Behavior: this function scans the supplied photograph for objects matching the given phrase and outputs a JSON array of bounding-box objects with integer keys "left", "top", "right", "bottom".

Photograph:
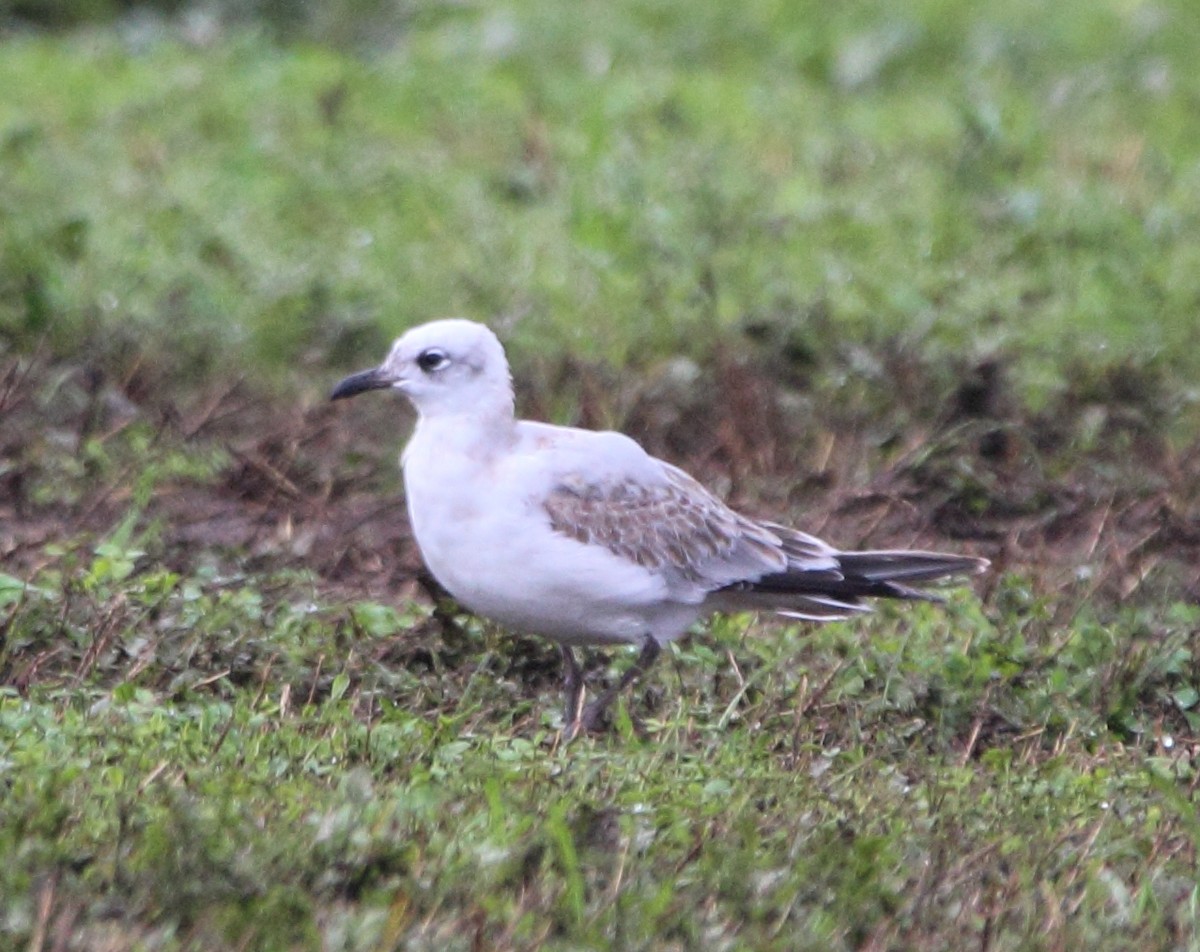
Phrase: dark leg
[
  {"left": 560, "top": 645, "right": 585, "bottom": 736},
  {"left": 578, "top": 636, "right": 662, "bottom": 734}
]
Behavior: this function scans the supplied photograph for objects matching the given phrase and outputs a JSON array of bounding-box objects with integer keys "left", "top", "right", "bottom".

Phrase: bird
[{"left": 331, "top": 319, "right": 989, "bottom": 737}]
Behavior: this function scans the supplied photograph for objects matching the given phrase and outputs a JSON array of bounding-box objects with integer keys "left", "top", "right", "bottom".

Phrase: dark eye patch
[{"left": 416, "top": 349, "right": 449, "bottom": 373}]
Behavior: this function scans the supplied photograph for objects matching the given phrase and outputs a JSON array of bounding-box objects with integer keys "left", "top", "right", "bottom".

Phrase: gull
[{"left": 332, "top": 319, "right": 988, "bottom": 736}]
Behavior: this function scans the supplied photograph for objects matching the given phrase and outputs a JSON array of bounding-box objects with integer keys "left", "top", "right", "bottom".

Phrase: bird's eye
[{"left": 416, "top": 349, "right": 449, "bottom": 373}]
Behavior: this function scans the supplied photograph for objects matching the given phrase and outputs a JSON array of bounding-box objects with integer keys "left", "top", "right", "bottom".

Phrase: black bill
[{"left": 330, "top": 367, "right": 396, "bottom": 401}]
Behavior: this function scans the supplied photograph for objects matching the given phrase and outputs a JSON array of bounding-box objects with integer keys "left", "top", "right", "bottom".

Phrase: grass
[
  {"left": 3, "top": 0, "right": 1200, "bottom": 949},
  {"left": 4, "top": 541, "right": 1200, "bottom": 949},
  {"left": 3, "top": 0, "right": 1200, "bottom": 401}
]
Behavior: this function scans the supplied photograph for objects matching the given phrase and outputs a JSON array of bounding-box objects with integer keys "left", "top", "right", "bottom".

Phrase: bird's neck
[{"left": 407, "top": 395, "right": 517, "bottom": 464}]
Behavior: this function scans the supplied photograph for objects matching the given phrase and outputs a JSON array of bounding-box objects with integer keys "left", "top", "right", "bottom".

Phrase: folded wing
[
  {"left": 542, "top": 460, "right": 988, "bottom": 620},
  {"left": 542, "top": 464, "right": 792, "bottom": 600}
]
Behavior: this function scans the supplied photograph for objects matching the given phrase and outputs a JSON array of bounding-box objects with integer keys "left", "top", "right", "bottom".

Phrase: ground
[{"left": 3, "top": 2, "right": 1200, "bottom": 950}]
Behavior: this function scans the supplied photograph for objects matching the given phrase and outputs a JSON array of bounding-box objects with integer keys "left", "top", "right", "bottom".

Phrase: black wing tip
[
  {"left": 963, "top": 555, "right": 991, "bottom": 575},
  {"left": 836, "top": 550, "right": 990, "bottom": 584}
]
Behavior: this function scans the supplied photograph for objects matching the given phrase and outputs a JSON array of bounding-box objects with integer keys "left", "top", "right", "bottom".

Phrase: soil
[{"left": 3, "top": 350, "right": 1199, "bottom": 616}]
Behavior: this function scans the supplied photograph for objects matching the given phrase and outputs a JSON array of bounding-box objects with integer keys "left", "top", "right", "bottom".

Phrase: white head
[{"left": 331, "top": 319, "right": 514, "bottom": 420}]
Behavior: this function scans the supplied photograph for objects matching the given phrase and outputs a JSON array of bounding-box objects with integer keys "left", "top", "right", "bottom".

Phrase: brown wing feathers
[
  {"left": 542, "top": 470, "right": 784, "bottom": 587},
  {"left": 543, "top": 470, "right": 986, "bottom": 615}
]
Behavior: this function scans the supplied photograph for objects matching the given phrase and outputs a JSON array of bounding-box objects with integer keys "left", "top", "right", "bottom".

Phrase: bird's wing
[
  {"left": 537, "top": 440, "right": 986, "bottom": 619},
  {"left": 541, "top": 460, "right": 802, "bottom": 597}
]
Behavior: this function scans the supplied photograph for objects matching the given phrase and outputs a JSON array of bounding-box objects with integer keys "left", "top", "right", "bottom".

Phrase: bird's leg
[
  {"left": 579, "top": 636, "right": 662, "bottom": 734},
  {"left": 560, "top": 645, "right": 586, "bottom": 737}
]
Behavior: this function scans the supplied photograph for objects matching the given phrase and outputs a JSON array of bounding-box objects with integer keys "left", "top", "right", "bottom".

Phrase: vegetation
[{"left": 3, "top": 0, "right": 1200, "bottom": 949}]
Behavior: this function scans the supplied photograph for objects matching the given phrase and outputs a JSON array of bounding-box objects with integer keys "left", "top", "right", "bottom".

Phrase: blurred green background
[{"left": 4, "top": 0, "right": 1199, "bottom": 409}]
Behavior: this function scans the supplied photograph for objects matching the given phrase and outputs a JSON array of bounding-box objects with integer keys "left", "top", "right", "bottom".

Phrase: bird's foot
[
  {"left": 561, "top": 637, "right": 661, "bottom": 741},
  {"left": 565, "top": 697, "right": 610, "bottom": 738}
]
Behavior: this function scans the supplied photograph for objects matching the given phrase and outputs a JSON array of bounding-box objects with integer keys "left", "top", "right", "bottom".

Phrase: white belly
[{"left": 404, "top": 459, "right": 682, "bottom": 645}]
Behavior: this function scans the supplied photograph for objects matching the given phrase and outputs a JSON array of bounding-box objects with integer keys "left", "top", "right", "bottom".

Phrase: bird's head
[{"left": 331, "top": 318, "right": 513, "bottom": 419}]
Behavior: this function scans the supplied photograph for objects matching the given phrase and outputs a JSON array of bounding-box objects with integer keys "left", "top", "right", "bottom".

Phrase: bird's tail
[{"left": 717, "top": 528, "right": 989, "bottom": 621}]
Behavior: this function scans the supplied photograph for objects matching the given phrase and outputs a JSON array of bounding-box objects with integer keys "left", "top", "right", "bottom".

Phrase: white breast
[{"left": 401, "top": 418, "right": 680, "bottom": 645}]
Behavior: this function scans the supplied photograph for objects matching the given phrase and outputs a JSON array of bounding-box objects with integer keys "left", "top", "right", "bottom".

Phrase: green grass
[
  {"left": 3, "top": 0, "right": 1200, "bottom": 402},
  {"left": 3, "top": 545, "right": 1200, "bottom": 949},
  {"left": 4, "top": 0, "right": 1200, "bottom": 949}
]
